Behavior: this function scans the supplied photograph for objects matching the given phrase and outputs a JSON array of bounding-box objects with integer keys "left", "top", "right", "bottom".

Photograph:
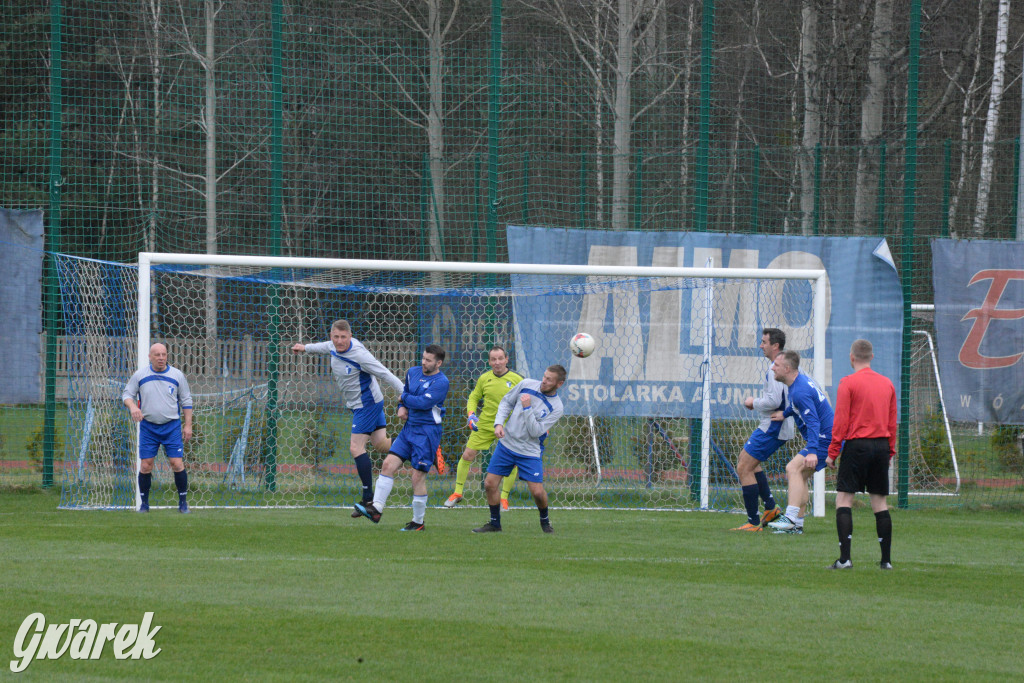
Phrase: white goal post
[{"left": 135, "top": 252, "right": 829, "bottom": 515}]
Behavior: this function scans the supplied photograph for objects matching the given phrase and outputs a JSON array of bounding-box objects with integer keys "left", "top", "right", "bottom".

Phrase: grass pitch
[{"left": 1, "top": 490, "right": 1021, "bottom": 681}]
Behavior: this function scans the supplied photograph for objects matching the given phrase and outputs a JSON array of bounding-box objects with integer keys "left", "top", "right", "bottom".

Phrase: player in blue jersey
[
  {"left": 730, "top": 328, "right": 794, "bottom": 531},
  {"left": 355, "top": 345, "right": 449, "bottom": 530},
  {"left": 122, "top": 343, "right": 193, "bottom": 513},
  {"left": 767, "top": 349, "right": 834, "bottom": 534},
  {"left": 291, "top": 320, "right": 405, "bottom": 515}
]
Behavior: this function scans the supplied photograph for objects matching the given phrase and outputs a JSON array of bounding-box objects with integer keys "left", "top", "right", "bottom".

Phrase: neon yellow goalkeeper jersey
[{"left": 466, "top": 369, "right": 523, "bottom": 433}]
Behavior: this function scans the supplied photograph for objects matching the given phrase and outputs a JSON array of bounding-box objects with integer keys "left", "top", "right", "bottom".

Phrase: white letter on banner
[
  {"left": 688, "top": 248, "right": 760, "bottom": 347},
  {"left": 570, "top": 246, "right": 644, "bottom": 382},
  {"left": 762, "top": 251, "right": 831, "bottom": 352},
  {"left": 646, "top": 247, "right": 687, "bottom": 380}
]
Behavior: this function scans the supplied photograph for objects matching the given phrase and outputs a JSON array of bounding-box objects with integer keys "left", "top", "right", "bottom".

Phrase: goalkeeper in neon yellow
[{"left": 444, "top": 346, "right": 523, "bottom": 510}]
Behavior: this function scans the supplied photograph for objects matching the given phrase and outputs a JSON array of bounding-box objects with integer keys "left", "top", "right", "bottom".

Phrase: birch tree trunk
[
  {"left": 948, "top": 0, "right": 989, "bottom": 236},
  {"left": 679, "top": 2, "right": 695, "bottom": 225},
  {"left": 798, "top": 0, "right": 820, "bottom": 236},
  {"left": 972, "top": 0, "right": 1010, "bottom": 236},
  {"left": 852, "top": 0, "right": 892, "bottom": 234},
  {"left": 148, "top": 0, "right": 161, "bottom": 255},
  {"left": 426, "top": 0, "right": 445, "bottom": 283},
  {"left": 610, "top": 0, "right": 633, "bottom": 231}
]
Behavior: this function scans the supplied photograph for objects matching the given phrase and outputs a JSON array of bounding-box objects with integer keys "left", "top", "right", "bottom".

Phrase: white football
[{"left": 570, "top": 332, "right": 596, "bottom": 358}]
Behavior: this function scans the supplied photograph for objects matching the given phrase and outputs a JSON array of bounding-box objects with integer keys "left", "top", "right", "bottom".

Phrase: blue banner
[
  {"left": 932, "top": 239, "right": 1024, "bottom": 424},
  {"left": 0, "top": 209, "right": 44, "bottom": 404},
  {"left": 507, "top": 226, "right": 903, "bottom": 418}
]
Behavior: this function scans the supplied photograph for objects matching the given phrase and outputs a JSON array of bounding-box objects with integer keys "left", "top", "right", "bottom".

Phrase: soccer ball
[{"left": 570, "top": 332, "right": 596, "bottom": 358}]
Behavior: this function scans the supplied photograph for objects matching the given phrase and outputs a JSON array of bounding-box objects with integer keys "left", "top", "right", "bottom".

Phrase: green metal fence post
[
  {"left": 898, "top": 0, "right": 922, "bottom": 509},
  {"left": 813, "top": 142, "right": 822, "bottom": 235},
  {"left": 1012, "top": 137, "right": 1020, "bottom": 233},
  {"left": 941, "top": 139, "right": 951, "bottom": 237},
  {"left": 486, "top": 0, "right": 501, "bottom": 267},
  {"left": 473, "top": 153, "right": 482, "bottom": 266},
  {"left": 633, "top": 148, "right": 643, "bottom": 230},
  {"left": 43, "top": 0, "right": 64, "bottom": 489},
  {"left": 579, "top": 151, "right": 588, "bottom": 227},
  {"left": 263, "top": 0, "right": 283, "bottom": 492},
  {"left": 522, "top": 150, "right": 530, "bottom": 224},
  {"left": 750, "top": 145, "right": 760, "bottom": 232},
  {"left": 876, "top": 140, "right": 887, "bottom": 237}
]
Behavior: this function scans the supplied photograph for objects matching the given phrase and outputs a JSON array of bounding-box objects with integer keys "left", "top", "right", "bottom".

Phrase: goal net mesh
[{"left": 57, "top": 254, "right": 820, "bottom": 511}]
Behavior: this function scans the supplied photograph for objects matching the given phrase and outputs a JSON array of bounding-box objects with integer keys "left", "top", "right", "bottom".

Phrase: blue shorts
[
  {"left": 743, "top": 429, "right": 787, "bottom": 461},
  {"left": 139, "top": 419, "right": 184, "bottom": 460},
  {"left": 799, "top": 445, "right": 831, "bottom": 472},
  {"left": 487, "top": 442, "right": 543, "bottom": 483},
  {"left": 351, "top": 402, "right": 387, "bottom": 435},
  {"left": 389, "top": 423, "right": 442, "bottom": 473}
]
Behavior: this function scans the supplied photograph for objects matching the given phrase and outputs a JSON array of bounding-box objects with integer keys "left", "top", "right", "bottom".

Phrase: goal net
[{"left": 56, "top": 252, "right": 827, "bottom": 511}]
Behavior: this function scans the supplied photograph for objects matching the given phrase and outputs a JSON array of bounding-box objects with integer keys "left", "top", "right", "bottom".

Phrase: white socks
[
  {"left": 372, "top": 475, "right": 394, "bottom": 511},
  {"left": 412, "top": 495, "right": 427, "bottom": 524}
]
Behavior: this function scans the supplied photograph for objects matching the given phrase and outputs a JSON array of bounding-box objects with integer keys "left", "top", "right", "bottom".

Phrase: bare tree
[
  {"left": 852, "top": 0, "right": 893, "bottom": 234},
  {"left": 798, "top": 0, "right": 820, "bottom": 235},
  {"left": 948, "top": 0, "right": 991, "bottom": 236},
  {"left": 520, "top": 0, "right": 680, "bottom": 230},
  {"left": 972, "top": 0, "right": 1011, "bottom": 236}
]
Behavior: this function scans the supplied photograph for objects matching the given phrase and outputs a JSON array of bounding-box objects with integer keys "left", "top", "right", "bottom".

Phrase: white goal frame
[{"left": 137, "top": 253, "right": 829, "bottom": 515}]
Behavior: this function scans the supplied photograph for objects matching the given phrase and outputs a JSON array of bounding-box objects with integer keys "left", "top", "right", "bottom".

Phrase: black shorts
[{"left": 835, "top": 438, "right": 890, "bottom": 495}]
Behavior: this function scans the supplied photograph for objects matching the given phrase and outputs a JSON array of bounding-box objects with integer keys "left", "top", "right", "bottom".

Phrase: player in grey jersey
[
  {"left": 291, "top": 319, "right": 405, "bottom": 510},
  {"left": 473, "top": 365, "right": 566, "bottom": 534},
  {"left": 122, "top": 343, "right": 193, "bottom": 513}
]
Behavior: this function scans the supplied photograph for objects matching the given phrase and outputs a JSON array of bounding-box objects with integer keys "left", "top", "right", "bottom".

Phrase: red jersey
[{"left": 827, "top": 367, "right": 897, "bottom": 461}]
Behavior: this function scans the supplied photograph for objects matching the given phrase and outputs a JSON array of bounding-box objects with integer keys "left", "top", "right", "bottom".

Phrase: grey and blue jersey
[
  {"left": 752, "top": 360, "right": 794, "bottom": 441},
  {"left": 304, "top": 338, "right": 404, "bottom": 409},
  {"left": 122, "top": 364, "right": 192, "bottom": 424},
  {"left": 782, "top": 371, "right": 834, "bottom": 455},
  {"left": 400, "top": 366, "right": 449, "bottom": 426},
  {"left": 494, "top": 378, "right": 564, "bottom": 459}
]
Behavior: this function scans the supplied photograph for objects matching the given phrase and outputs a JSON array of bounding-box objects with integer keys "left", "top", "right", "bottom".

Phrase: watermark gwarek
[{"left": 10, "top": 612, "right": 161, "bottom": 673}]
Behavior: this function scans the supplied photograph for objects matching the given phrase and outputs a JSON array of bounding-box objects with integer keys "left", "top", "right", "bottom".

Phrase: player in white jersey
[
  {"left": 291, "top": 319, "right": 405, "bottom": 512},
  {"left": 730, "top": 328, "right": 794, "bottom": 531},
  {"left": 473, "top": 365, "right": 566, "bottom": 534},
  {"left": 122, "top": 343, "right": 193, "bottom": 513}
]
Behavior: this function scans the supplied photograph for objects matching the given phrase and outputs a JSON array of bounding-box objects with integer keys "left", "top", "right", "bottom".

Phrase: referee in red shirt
[{"left": 825, "top": 339, "right": 897, "bottom": 570}]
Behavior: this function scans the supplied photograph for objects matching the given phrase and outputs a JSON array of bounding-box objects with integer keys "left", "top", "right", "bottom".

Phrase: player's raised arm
[
  {"left": 297, "top": 340, "right": 333, "bottom": 355},
  {"left": 353, "top": 346, "right": 404, "bottom": 395}
]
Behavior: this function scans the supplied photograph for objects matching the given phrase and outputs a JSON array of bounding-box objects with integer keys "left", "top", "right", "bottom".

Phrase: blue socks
[
  {"left": 741, "top": 484, "right": 760, "bottom": 525},
  {"left": 754, "top": 470, "right": 776, "bottom": 511},
  {"left": 173, "top": 469, "right": 188, "bottom": 502},
  {"left": 489, "top": 503, "right": 502, "bottom": 528},
  {"left": 354, "top": 453, "right": 373, "bottom": 502}
]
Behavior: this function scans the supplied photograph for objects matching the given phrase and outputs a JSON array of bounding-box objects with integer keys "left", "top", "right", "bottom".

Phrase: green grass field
[{"left": 2, "top": 490, "right": 1021, "bottom": 681}]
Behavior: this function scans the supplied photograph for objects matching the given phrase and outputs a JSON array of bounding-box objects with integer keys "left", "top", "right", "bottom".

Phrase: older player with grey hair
[{"left": 122, "top": 343, "right": 193, "bottom": 513}]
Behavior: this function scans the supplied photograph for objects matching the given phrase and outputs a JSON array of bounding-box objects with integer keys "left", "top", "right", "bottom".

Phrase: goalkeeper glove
[{"left": 467, "top": 413, "right": 479, "bottom": 431}]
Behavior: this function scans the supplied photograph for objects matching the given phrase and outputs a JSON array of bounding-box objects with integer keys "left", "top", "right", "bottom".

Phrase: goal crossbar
[{"left": 136, "top": 252, "right": 830, "bottom": 516}]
